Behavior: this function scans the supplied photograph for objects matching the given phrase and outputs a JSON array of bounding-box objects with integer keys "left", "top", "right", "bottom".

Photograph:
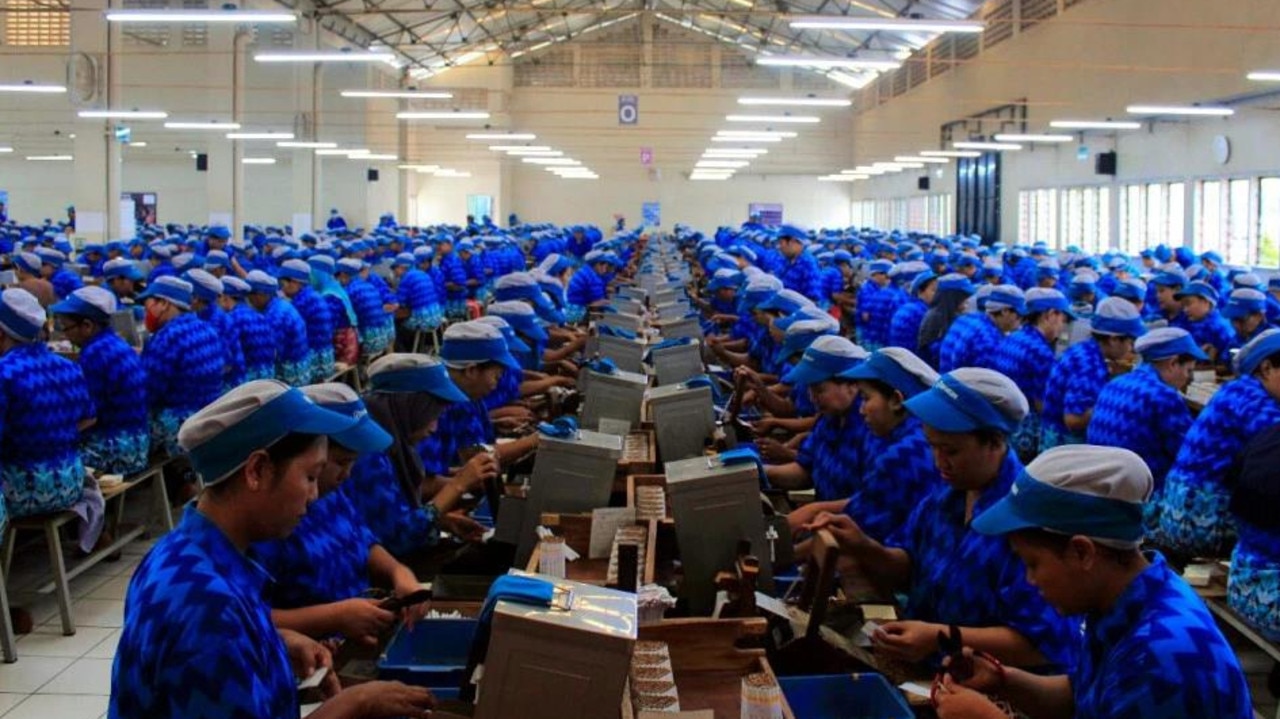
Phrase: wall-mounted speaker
[
  {"left": 917, "top": 176, "right": 931, "bottom": 191},
  {"left": 1095, "top": 151, "right": 1117, "bottom": 176},
  {"left": 367, "top": 168, "right": 379, "bottom": 182},
  {"left": 195, "top": 153, "right": 208, "bottom": 172}
]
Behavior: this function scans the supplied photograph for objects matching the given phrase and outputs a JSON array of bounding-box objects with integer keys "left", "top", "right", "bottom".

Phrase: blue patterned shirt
[
  {"left": 339, "top": 452, "right": 441, "bottom": 558},
  {"left": 887, "top": 298, "right": 928, "bottom": 352},
  {"left": 142, "top": 313, "right": 223, "bottom": 416},
  {"left": 885, "top": 451, "right": 1079, "bottom": 671},
  {"left": 779, "top": 252, "right": 822, "bottom": 300},
  {"left": 1069, "top": 552, "right": 1252, "bottom": 719},
  {"left": 843, "top": 416, "right": 942, "bottom": 542},
  {"left": 197, "top": 306, "right": 245, "bottom": 390},
  {"left": 1171, "top": 311, "right": 1237, "bottom": 360},
  {"left": 795, "top": 410, "right": 865, "bottom": 502},
  {"left": 347, "top": 278, "right": 394, "bottom": 351},
  {"left": 78, "top": 328, "right": 150, "bottom": 475},
  {"left": 228, "top": 303, "right": 277, "bottom": 382},
  {"left": 262, "top": 298, "right": 310, "bottom": 386},
  {"left": 1041, "top": 340, "right": 1109, "bottom": 450},
  {"left": 484, "top": 365, "right": 522, "bottom": 412},
  {"left": 567, "top": 266, "right": 607, "bottom": 306},
  {"left": 994, "top": 325, "right": 1057, "bottom": 407},
  {"left": 938, "top": 312, "right": 1002, "bottom": 373},
  {"left": 51, "top": 268, "right": 84, "bottom": 300},
  {"left": 1158, "top": 375, "right": 1280, "bottom": 557},
  {"left": 438, "top": 253, "right": 468, "bottom": 301},
  {"left": 290, "top": 286, "right": 334, "bottom": 381},
  {"left": 110, "top": 508, "right": 297, "bottom": 719},
  {"left": 418, "top": 400, "right": 494, "bottom": 477},
  {"left": 253, "top": 490, "right": 378, "bottom": 609},
  {"left": 1086, "top": 364, "right": 1191, "bottom": 492}
]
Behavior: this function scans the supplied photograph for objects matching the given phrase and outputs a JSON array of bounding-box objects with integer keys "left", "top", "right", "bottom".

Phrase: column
[
  {"left": 205, "top": 25, "right": 243, "bottom": 242},
  {"left": 290, "top": 23, "right": 320, "bottom": 233},
  {"left": 70, "top": 0, "right": 122, "bottom": 244}
]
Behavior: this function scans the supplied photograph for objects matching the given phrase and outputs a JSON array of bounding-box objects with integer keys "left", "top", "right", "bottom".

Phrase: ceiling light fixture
[
  {"left": 128, "top": 141, "right": 147, "bottom": 147},
  {"left": 277, "top": 141, "right": 339, "bottom": 149},
  {"left": 255, "top": 50, "right": 396, "bottom": 63},
  {"left": 341, "top": 89, "right": 453, "bottom": 99},
  {"left": 1126, "top": 104, "right": 1234, "bottom": 117},
  {"left": 164, "top": 121, "right": 241, "bottom": 130},
  {"left": 107, "top": 9, "right": 295, "bottom": 22},
  {"left": 77, "top": 110, "right": 167, "bottom": 119},
  {"left": 789, "top": 16, "right": 984, "bottom": 33},
  {"left": 351, "top": 153, "right": 398, "bottom": 161},
  {"left": 488, "top": 145, "right": 552, "bottom": 152},
  {"left": 226, "top": 131, "right": 295, "bottom": 140},
  {"left": 920, "top": 150, "right": 983, "bottom": 157},
  {"left": 725, "top": 114, "right": 821, "bottom": 123},
  {"left": 0, "top": 82, "right": 66, "bottom": 94},
  {"left": 26, "top": 155, "right": 73, "bottom": 161},
  {"left": 952, "top": 141, "right": 1023, "bottom": 151},
  {"left": 1048, "top": 120, "right": 1142, "bottom": 130},
  {"left": 241, "top": 157, "right": 277, "bottom": 164},
  {"left": 0, "top": 147, "right": 14, "bottom": 153},
  {"left": 465, "top": 132, "right": 536, "bottom": 140},
  {"left": 397, "top": 111, "right": 490, "bottom": 120},
  {"left": 716, "top": 130, "right": 798, "bottom": 139},
  {"left": 894, "top": 155, "right": 949, "bottom": 164},
  {"left": 710, "top": 136, "right": 780, "bottom": 143},
  {"left": 315, "top": 148, "right": 369, "bottom": 156},
  {"left": 992, "top": 133, "right": 1074, "bottom": 143},
  {"left": 756, "top": 55, "right": 901, "bottom": 70},
  {"left": 1247, "top": 71, "right": 1280, "bottom": 82},
  {"left": 522, "top": 157, "right": 581, "bottom": 165},
  {"left": 696, "top": 160, "right": 750, "bottom": 168}
]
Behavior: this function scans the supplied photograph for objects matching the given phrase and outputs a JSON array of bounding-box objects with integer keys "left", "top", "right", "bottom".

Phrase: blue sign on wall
[
  {"left": 642, "top": 201, "right": 660, "bottom": 227},
  {"left": 618, "top": 95, "right": 638, "bottom": 125}
]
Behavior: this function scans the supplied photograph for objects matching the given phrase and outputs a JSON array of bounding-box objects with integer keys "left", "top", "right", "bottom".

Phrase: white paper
[
  {"left": 753, "top": 591, "right": 791, "bottom": 620},
  {"left": 899, "top": 682, "right": 932, "bottom": 699},
  {"left": 296, "top": 665, "right": 328, "bottom": 690},
  {"left": 589, "top": 507, "right": 636, "bottom": 559}
]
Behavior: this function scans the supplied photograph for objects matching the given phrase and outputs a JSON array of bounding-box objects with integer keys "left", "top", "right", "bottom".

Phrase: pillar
[
  {"left": 70, "top": 0, "right": 123, "bottom": 244},
  {"left": 290, "top": 20, "right": 320, "bottom": 233},
  {"left": 205, "top": 25, "right": 244, "bottom": 242}
]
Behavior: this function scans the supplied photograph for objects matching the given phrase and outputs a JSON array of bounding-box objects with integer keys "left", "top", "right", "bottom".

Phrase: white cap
[
  {"left": 808, "top": 334, "right": 869, "bottom": 360},
  {"left": 0, "top": 287, "right": 46, "bottom": 342},
  {"left": 878, "top": 346, "right": 941, "bottom": 389},
  {"left": 949, "top": 367, "right": 1030, "bottom": 424},
  {"left": 488, "top": 300, "right": 535, "bottom": 317}
]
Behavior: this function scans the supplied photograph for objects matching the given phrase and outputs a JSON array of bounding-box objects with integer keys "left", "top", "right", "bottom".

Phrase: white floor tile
[
  {"left": 15, "top": 627, "right": 114, "bottom": 660},
  {"left": 69, "top": 574, "right": 114, "bottom": 602},
  {"left": 38, "top": 658, "right": 114, "bottom": 695},
  {"left": 57, "top": 600, "right": 124, "bottom": 630},
  {"left": 83, "top": 630, "right": 119, "bottom": 661},
  {"left": 0, "top": 693, "right": 27, "bottom": 716},
  {"left": 85, "top": 577, "right": 130, "bottom": 602},
  {"left": 0, "top": 656, "right": 74, "bottom": 693},
  {"left": 2, "top": 693, "right": 108, "bottom": 719}
]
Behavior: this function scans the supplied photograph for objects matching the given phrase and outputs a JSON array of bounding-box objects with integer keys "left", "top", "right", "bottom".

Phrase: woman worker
[
  {"left": 809, "top": 368, "right": 1078, "bottom": 672},
  {"left": 992, "top": 287, "right": 1073, "bottom": 461}
]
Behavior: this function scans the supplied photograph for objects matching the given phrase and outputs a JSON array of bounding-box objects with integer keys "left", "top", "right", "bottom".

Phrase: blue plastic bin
[
  {"left": 779, "top": 674, "right": 913, "bottom": 719},
  {"left": 377, "top": 618, "right": 480, "bottom": 689}
]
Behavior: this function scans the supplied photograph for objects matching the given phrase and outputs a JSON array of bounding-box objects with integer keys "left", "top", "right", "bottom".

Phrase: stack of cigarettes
[
  {"left": 635, "top": 485, "right": 667, "bottom": 521},
  {"left": 740, "top": 672, "right": 784, "bottom": 719},
  {"left": 607, "top": 525, "right": 648, "bottom": 586},
  {"left": 630, "top": 641, "right": 680, "bottom": 713}
]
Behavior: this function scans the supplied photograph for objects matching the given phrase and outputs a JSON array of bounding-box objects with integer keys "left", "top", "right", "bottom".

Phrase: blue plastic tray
[
  {"left": 779, "top": 674, "right": 913, "bottom": 719},
  {"left": 377, "top": 618, "right": 480, "bottom": 689}
]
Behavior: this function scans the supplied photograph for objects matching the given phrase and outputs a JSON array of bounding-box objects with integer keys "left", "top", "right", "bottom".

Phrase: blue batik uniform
[
  {"left": 1040, "top": 340, "right": 1109, "bottom": 450},
  {"left": 146, "top": 262, "right": 176, "bottom": 285},
  {"left": 993, "top": 325, "right": 1057, "bottom": 460},
  {"left": 141, "top": 313, "right": 223, "bottom": 456},
  {"left": 50, "top": 268, "right": 84, "bottom": 300},
  {"left": 78, "top": 328, "right": 150, "bottom": 476},
  {"left": 1229, "top": 523, "right": 1280, "bottom": 641},
  {"left": 795, "top": 410, "right": 865, "bottom": 502},
  {"left": 1070, "top": 552, "right": 1252, "bottom": 719},
  {"left": 263, "top": 298, "right": 310, "bottom": 386},
  {"left": 484, "top": 366, "right": 522, "bottom": 412},
  {"left": 0, "top": 343, "right": 92, "bottom": 520},
  {"left": 566, "top": 266, "right": 607, "bottom": 323},
  {"left": 228, "top": 303, "right": 276, "bottom": 382},
  {"left": 464, "top": 254, "right": 487, "bottom": 301},
  {"left": 368, "top": 272, "right": 397, "bottom": 307},
  {"left": 1158, "top": 375, "right": 1280, "bottom": 557},
  {"left": 290, "top": 286, "right": 334, "bottom": 382},
  {"left": 884, "top": 450, "right": 1079, "bottom": 671},
  {"left": 887, "top": 298, "right": 927, "bottom": 352},
  {"left": 818, "top": 266, "right": 843, "bottom": 309},
  {"left": 779, "top": 252, "right": 822, "bottom": 300},
  {"left": 1086, "top": 364, "right": 1192, "bottom": 530},
  {"left": 347, "top": 278, "right": 394, "bottom": 353},
  {"left": 1172, "top": 311, "right": 1237, "bottom": 360},
  {"left": 196, "top": 305, "right": 245, "bottom": 391},
  {"left": 110, "top": 508, "right": 297, "bottom": 719},
  {"left": 253, "top": 491, "right": 378, "bottom": 609},
  {"left": 339, "top": 452, "right": 441, "bottom": 558},
  {"left": 438, "top": 253, "right": 468, "bottom": 319},
  {"left": 418, "top": 400, "right": 494, "bottom": 478},
  {"left": 859, "top": 285, "right": 903, "bottom": 351},
  {"left": 842, "top": 416, "right": 942, "bottom": 542},
  {"left": 938, "top": 312, "right": 1002, "bottom": 373},
  {"left": 397, "top": 268, "right": 444, "bottom": 332}
]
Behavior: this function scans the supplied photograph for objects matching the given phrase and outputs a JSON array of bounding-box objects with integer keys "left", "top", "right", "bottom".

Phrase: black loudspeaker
[
  {"left": 917, "top": 176, "right": 931, "bottom": 191},
  {"left": 196, "top": 153, "right": 208, "bottom": 172},
  {"left": 367, "top": 168, "right": 379, "bottom": 182},
  {"left": 1096, "top": 151, "right": 1117, "bottom": 176}
]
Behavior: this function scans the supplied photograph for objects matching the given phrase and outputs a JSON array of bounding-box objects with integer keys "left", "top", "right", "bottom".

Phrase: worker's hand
[
  {"left": 752, "top": 417, "right": 783, "bottom": 436},
  {"left": 454, "top": 452, "right": 500, "bottom": 492},
  {"left": 391, "top": 574, "right": 429, "bottom": 629},
  {"left": 734, "top": 366, "right": 761, "bottom": 387},
  {"left": 933, "top": 675, "right": 1008, "bottom": 719},
  {"left": 280, "top": 628, "right": 340, "bottom": 699},
  {"left": 804, "top": 512, "right": 868, "bottom": 552},
  {"left": 338, "top": 680, "right": 436, "bottom": 718},
  {"left": 439, "top": 512, "right": 487, "bottom": 543},
  {"left": 754, "top": 437, "right": 793, "bottom": 464},
  {"left": 941, "top": 647, "right": 1006, "bottom": 694},
  {"left": 872, "top": 620, "right": 943, "bottom": 663},
  {"left": 336, "top": 598, "right": 397, "bottom": 646},
  {"left": 786, "top": 503, "right": 822, "bottom": 533}
]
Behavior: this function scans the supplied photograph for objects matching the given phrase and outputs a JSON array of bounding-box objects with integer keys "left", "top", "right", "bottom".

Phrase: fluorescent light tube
[
  {"left": 277, "top": 141, "right": 338, "bottom": 149},
  {"left": 107, "top": 9, "right": 295, "bottom": 22},
  {"left": 0, "top": 147, "right": 14, "bottom": 153},
  {"left": 717, "top": 130, "right": 798, "bottom": 138},
  {"left": 725, "top": 114, "right": 821, "bottom": 123},
  {"left": 953, "top": 141, "right": 1022, "bottom": 151},
  {"left": 255, "top": 51, "right": 396, "bottom": 63},
  {"left": 894, "top": 155, "right": 949, "bottom": 164},
  {"left": 128, "top": 141, "right": 147, "bottom": 147},
  {"left": 397, "top": 111, "right": 490, "bottom": 120},
  {"left": 26, "top": 155, "right": 73, "bottom": 161},
  {"left": 341, "top": 89, "right": 453, "bottom": 99},
  {"left": 1247, "top": 71, "right": 1280, "bottom": 82},
  {"left": 756, "top": 56, "right": 901, "bottom": 70},
  {"left": 352, "top": 153, "right": 398, "bottom": 160},
  {"left": 696, "top": 160, "right": 749, "bottom": 168},
  {"left": 77, "top": 110, "right": 167, "bottom": 119},
  {"left": 1049, "top": 120, "right": 1142, "bottom": 130},
  {"left": 165, "top": 121, "right": 241, "bottom": 130},
  {"left": 1126, "top": 105, "right": 1234, "bottom": 117},
  {"left": 522, "top": 157, "right": 581, "bottom": 165},
  {"left": 710, "top": 136, "right": 780, "bottom": 143},
  {"left": 789, "top": 16, "right": 984, "bottom": 33},
  {"left": 465, "top": 133, "right": 536, "bottom": 140},
  {"left": 489, "top": 145, "right": 553, "bottom": 152},
  {"left": 315, "top": 148, "right": 368, "bottom": 156},
  {"left": 226, "top": 132, "right": 295, "bottom": 140},
  {"left": 993, "top": 133, "right": 1074, "bottom": 143},
  {"left": 920, "top": 150, "right": 982, "bottom": 157},
  {"left": 0, "top": 83, "right": 65, "bottom": 93},
  {"left": 241, "top": 157, "right": 277, "bottom": 164},
  {"left": 737, "top": 97, "right": 851, "bottom": 107}
]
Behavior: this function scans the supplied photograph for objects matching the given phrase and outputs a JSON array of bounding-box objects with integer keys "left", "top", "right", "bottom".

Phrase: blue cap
[
  {"left": 707, "top": 269, "right": 744, "bottom": 291},
  {"left": 780, "top": 335, "right": 868, "bottom": 386},
  {"left": 1201, "top": 250, "right": 1224, "bottom": 265},
  {"left": 984, "top": 285, "right": 1027, "bottom": 315},
  {"left": 1025, "top": 287, "right": 1074, "bottom": 317},
  {"left": 301, "top": 383, "right": 393, "bottom": 455},
  {"left": 1152, "top": 271, "right": 1187, "bottom": 289},
  {"left": 1221, "top": 288, "right": 1267, "bottom": 320},
  {"left": 475, "top": 315, "right": 532, "bottom": 355},
  {"left": 1090, "top": 297, "right": 1146, "bottom": 337},
  {"left": 222, "top": 276, "right": 251, "bottom": 299},
  {"left": 905, "top": 368, "right": 1029, "bottom": 435},
  {"left": 757, "top": 289, "right": 810, "bottom": 315},
  {"left": 936, "top": 273, "right": 975, "bottom": 295},
  {"left": 1174, "top": 281, "right": 1218, "bottom": 306},
  {"left": 367, "top": 354, "right": 469, "bottom": 402},
  {"left": 51, "top": 286, "right": 117, "bottom": 323},
  {"left": 777, "top": 224, "right": 808, "bottom": 241},
  {"left": 839, "top": 347, "right": 939, "bottom": 399},
  {"left": 910, "top": 271, "right": 937, "bottom": 296},
  {"left": 308, "top": 255, "right": 336, "bottom": 275},
  {"left": 1234, "top": 328, "right": 1280, "bottom": 376},
  {"left": 1134, "top": 327, "right": 1207, "bottom": 362},
  {"left": 245, "top": 270, "right": 279, "bottom": 295},
  {"left": 869, "top": 260, "right": 893, "bottom": 275},
  {"left": 136, "top": 276, "right": 194, "bottom": 310},
  {"left": 207, "top": 225, "right": 231, "bottom": 241},
  {"left": 777, "top": 319, "right": 836, "bottom": 361},
  {"left": 13, "top": 252, "right": 42, "bottom": 275},
  {"left": 178, "top": 380, "right": 359, "bottom": 485},
  {"left": 278, "top": 259, "right": 312, "bottom": 283},
  {"left": 205, "top": 250, "right": 230, "bottom": 269},
  {"left": 832, "top": 250, "right": 854, "bottom": 265},
  {"left": 487, "top": 301, "right": 549, "bottom": 343},
  {"left": 0, "top": 288, "right": 47, "bottom": 342},
  {"left": 441, "top": 320, "right": 522, "bottom": 371},
  {"left": 972, "top": 445, "right": 1152, "bottom": 549},
  {"left": 183, "top": 269, "right": 224, "bottom": 303}
]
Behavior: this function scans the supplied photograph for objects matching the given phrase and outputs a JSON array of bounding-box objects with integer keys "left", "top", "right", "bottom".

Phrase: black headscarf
[
  {"left": 363, "top": 390, "right": 448, "bottom": 507},
  {"left": 917, "top": 288, "right": 974, "bottom": 359}
]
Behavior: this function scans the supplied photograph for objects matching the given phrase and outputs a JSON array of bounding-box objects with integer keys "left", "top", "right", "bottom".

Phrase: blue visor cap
[
  {"left": 441, "top": 334, "right": 522, "bottom": 372},
  {"left": 1137, "top": 332, "right": 1208, "bottom": 362},
  {"left": 972, "top": 469, "right": 1145, "bottom": 546},
  {"left": 1221, "top": 295, "right": 1266, "bottom": 320},
  {"left": 937, "top": 275, "right": 975, "bottom": 295},
  {"left": 839, "top": 351, "right": 932, "bottom": 399},
  {"left": 756, "top": 291, "right": 806, "bottom": 315},
  {"left": 103, "top": 262, "right": 143, "bottom": 281},
  {"left": 1026, "top": 293, "right": 1075, "bottom": 318},
  {"left": 781, "top": 347, "right": 864, "bottom": 386},
  {"left": 1236, "top": 331, "right": 1280, "bottom": 376},
  {"left": 708, "top": 273, "right": 743, "bottom": 291},
  {"left": 739, "top": 289, "right": 777, "bottom": 313},
  {"left": 324, "top": 399, "right": 394, "bottom": 455},
  {"left": 496, "top": 325, "right": 531, "bottom": 354},
  {"left": 1174, "top": 281, "right": 1218, "bottom": 305},
  {"left": 491, "top": 311, "right": 548, "bottom": 343},
  {"left": 1091, "top": 313, "right": 1147, "bottom": 338},
  {"left": 187, "top": 388, "right": 357, "bottom": 485},
  {"left": 905, "top": 373, "right": 1019, "bottom": 435},
  {"left": 778, "top": 325, "right": 835, "bottom": 362},
  {"left": 369, "top": 363, "right": 469, "bottom": 402},
  {"left": 49, "top": 294, "right": 112, "bottom": 323},
  {"left": 136, "top": 277, "right": 193, "bottom": 309},
  {"left": 985, "top": 289, "right": 1027, "bottom": 315},
  {"left": 1152, "top": 271, "right": 1187, "bottom": 289}
]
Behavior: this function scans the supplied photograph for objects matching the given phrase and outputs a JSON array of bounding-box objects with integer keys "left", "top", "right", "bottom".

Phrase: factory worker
[
  {"left": 36, "top": 247, "right": 83, "bottom": 300},
  {"left": 809, "top": 369, "right": 1078, "bottom": 672},
  {"left": 392, "top": 249, "right": 444, "bottom": 340},
  {"left": 776, "top": 224, "right": 822, "bottom": 299},
  {"left": 934, "top": 445, "right": 1252, "bottom": 719},
  {"left": 12, "top": 251, "right": 55, "bottom": 307},
  {"left": 566, "top": 251, "right": 613, "bottom": 322},
  {"left": 938, "top": 285, "right": 1019, "bottom": 373},
  {"left": 246, "top": 270, "right": 310, "bottom": 386},
  {"left": 136, "top": 276, "right": 223, "bottom": 457},
  {"left": 1145, "top": 269, "right": 1187, "bottom": 324},
  {"left": 50, "top": 287, "right": 150, "bottom": 476},
  {"left": 1039, "top": 297, "right": 1145, "bottom": 450},
  {"left": 789, "top": 348, "right": 943, "bottom": 564},
  {"left": 436, "top": 236, "right": 469, "bottom": 321},
  {"left": 763, "top": 337, "right": 869, "bottom": 501},
  {"left": 1158, "top": 329, "right": 1280, "bottom": 558},
  {"left": 918, "top": 274, "right": 976, "bottom": 368},
  {"left": 338, "top": 355, "right": 496, "bottom": 560},
  {"left": 278, "top": 259, "right": 335, "bottom": 383},
  {"left": 184, "top": 269, "right": 245, "bottom": 391},
  {"left": 888, "top": 270, "right": 936, "bottom": 353},
  {"left": 103, "top": 257, "right": 144, "bottom": 318},
  {"left": 309, "top": 255, "right": 358, "bottom": 366},
  {"left": 1086, "top": 328, "right": 1204, "bottom": 530},
  {"left": 326, "top": 207, "right": 348, "bottom": 232},
  {"left": 473, "top": 315, "right": 529, "bottom": 412},
  {"left": 220, "top": 276, "right": 276, "bottom": 382},
  {"left": 0, "top": 288, "right": 95, "bottom": 521},
  {"left": 1171, "top": 280, "right": 1236, "bottom": 363},
  {"left": 256, "top": 383, "right": 428, "bottom": 645},
  {"left": 111, "top": 380, "right": 437, "bottom": 719},
  {"left": 1227, "top": 425, "right": 1280, "bottom": 643},
  {"left": 708, "top": 275, "right": 784, "bottom": 368},
  {"left": 1221, "top": 287, "right": 1272, "bottom": 345},
  {"left": 488, "top": 300, "right": 551, "bottom": 373},
  {"left": 334, "top": 258, "right": 394, "bottom": 355},
  {"left": 856, "top": 259, "right": 899, "bottom": 351},
  {"left": 993, "top": 288, "right": 1073, "bottom": 462}
]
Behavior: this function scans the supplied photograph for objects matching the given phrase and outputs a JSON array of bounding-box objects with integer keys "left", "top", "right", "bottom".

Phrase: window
[
  {"left": 3, "top": 0, "right": 70, "bottom": 46},
  {"left": 850, "top": 195, "right": 953, "bottom": 234},
  {"left": 1118, "top": 182, "right": 1185, "bottom": 252},
  {"left": 1197, "top": 180, "right": 1225, "bottom": 256},
  {"left": 1058, "top": 186, "right": 1110, "bottom": 253},
  {"left": 1017, "top": 188, "right": 1059, "bottom": 246},
  {"left": 1259, "top": 178, "right": 1280, "bottom": 268},
  {"left": 1227, "top": 178, "right": 1253, "bottom": 265}
]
